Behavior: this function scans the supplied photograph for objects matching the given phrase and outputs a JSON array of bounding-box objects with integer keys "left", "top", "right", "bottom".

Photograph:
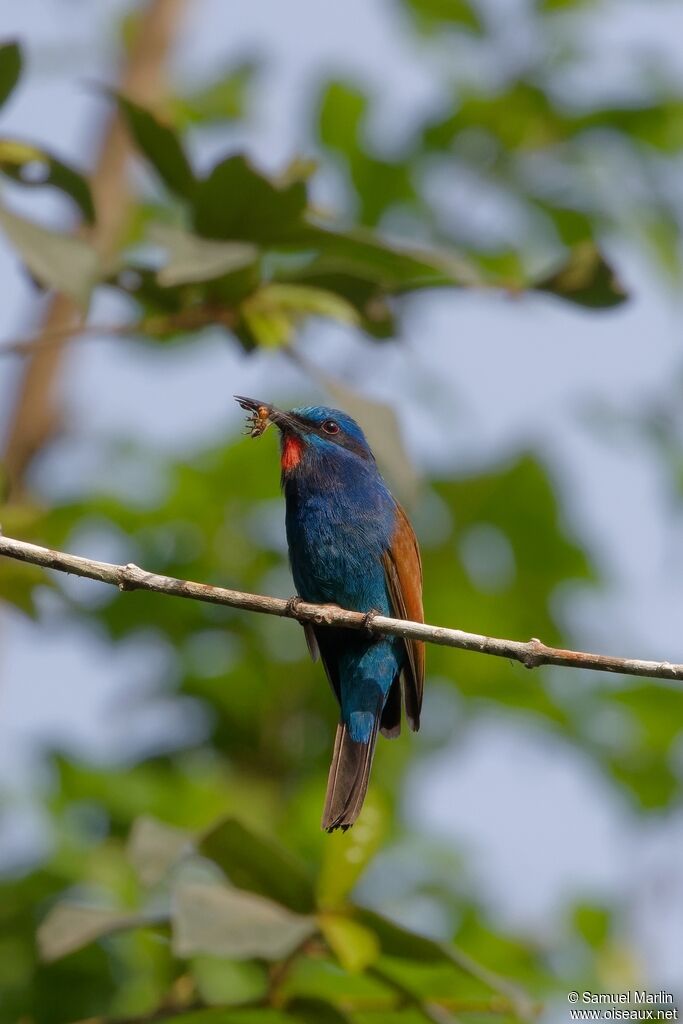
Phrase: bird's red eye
[{"left": 322, "top": 419, "right": 340, "bottom": 435}]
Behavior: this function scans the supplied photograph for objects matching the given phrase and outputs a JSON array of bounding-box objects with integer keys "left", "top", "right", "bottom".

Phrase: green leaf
[
  {"left": 190, "top": 957, "right": 268, "bottom": 1005},
  {"left": 150, "top": 1012, "right": 294, "bottom": 1024},
  {"left": 422, "top": 79, "right": 566, "bottom": 152},
  {"left": 424, "top": 453, "right": 594, "bottom": 718},
  {"left": 400, "top": 0, "right": 484, "bottom": 33},
  {"left": 598, "top": 684, "right": 683, "bottom": 808},
  {"left": 638, "top": 213, "right": 683, "bottom": 283},
  {"left": 0, "top": 204, "right": 100, "bottom": 303},
  {"left": 261, "top": 284, "right": 358, "bottom": 324},
  {"left": 275, "top": 269, "right": 395, "bottom": 338},
  {"left": 53, "top": 756, "right": 236, "bottom": 832},
  {"left": 534, "top": 242, "right": 628, "bottom": 309},
  {"left": 126, "top": 815, "right": 191, "bottom": 887},
  {"left": 317, "top": 792, "right": 387, "bottom": 909},
  {"left": 355, "top": 909, "right": 447, "bottom": 963},
  {"left": 318, "top": 81, "right": 367, "bottom": 155},
  {"left": 597, "top": 100, "right": 683, "bottom": 153},
  {"left": 172, "top": 880, "right": 315, "bottom": 960},
  {"left": 37, "top": 903, "right": 154, "bottom": 963},
  {"left": 268, "top": 957, "right": 392, "bottom": 1008},
  {"left": 0, "top": 139, "right": 95, "bottom": 222},
  {"left": 318, "top": 914, "right": 379, "bottom": 972},
  {"left": 240, "top": 284, "right": 359, "bottom": 348},
  {"left": 0, "top": 42, "right": 21, "bottom": 110},
  {"left": 316, "top": 81, "right": 416, "bottom": 227},
  {"left": 286, "top": 997, "right": 352, "bottom": 1024},
  {"left": 0, "top": 557, "right": 46, "bottom": 616},
  {"left": 538, "top": 0, "right": 597, "bottom": 9},
  {"left": 148, "top": 223, "right": 258, "bottom": 286},
  {"left": 199, "top": 818, "right": 316, "bottom": 914},
  {"left": 609, "top": 752, "right": 679, "bottom": 807},
  {"left": 240, "top": 305, "right": 293, "bottom": 347},
  {"left": 173, "top": 60, "right": 258, "bottom": 126},
  {"left": 0, "top": 500, "right": 51, "bottom": 614},
  {"left": 572, "top": 903, "right": 611, "bottom": 949},
  {"left": 299, "top": 225, "right": 471, "bottom": 291},
  {"left": 193, "top": 155, "right": 307, "bottom": 242},
  {"left": 532, "top": 201, "right": 594, "bottom": 248},
  {"left": 279, "top": 156, "right": 318, "bottom": 188},
  {"left": 117, "top": 94, "right": 195, "bottom": 198}
]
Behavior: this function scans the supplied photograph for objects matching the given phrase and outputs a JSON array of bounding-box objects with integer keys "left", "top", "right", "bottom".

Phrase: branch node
[
  {"left": 314, "top": 604, "right": 339, "bottom": 626},
  {"left": 521, "top": 638, "right": 546, "bottom": 670},
  {"left": 118, "top": 563, "right": 142, "bottom": 591}
]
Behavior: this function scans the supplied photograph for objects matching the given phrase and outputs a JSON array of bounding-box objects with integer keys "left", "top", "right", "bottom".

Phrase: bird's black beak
[{"left": 234, "top": 396, "right": 302, "bottom": 435}]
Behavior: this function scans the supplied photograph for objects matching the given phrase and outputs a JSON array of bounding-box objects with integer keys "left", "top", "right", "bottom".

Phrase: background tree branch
[
  {"left": 1, "top": 0, "right": 189, "bottom": 500},
  {"left": 2, "top": 532, "right": 681, "bottom": 683}
]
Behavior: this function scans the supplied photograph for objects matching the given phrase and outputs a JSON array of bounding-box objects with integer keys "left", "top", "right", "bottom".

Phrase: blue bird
[{"left": 235, "top": 397, "right": 425, "bottom": 831}]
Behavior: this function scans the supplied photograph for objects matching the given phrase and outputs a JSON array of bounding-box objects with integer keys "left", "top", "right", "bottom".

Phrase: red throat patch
[{"left": 281, "top": 435, "right": 304, "bottom": 473}]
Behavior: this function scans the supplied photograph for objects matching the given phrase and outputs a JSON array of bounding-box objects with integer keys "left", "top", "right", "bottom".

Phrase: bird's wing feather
[
  {"left": 312, "top": 627, "right": 342, "bottom": 705},
  {"left": 382, "top": 502, "right": 424, "bottom": 731},
  {"left": 303, "top": 622, "right": 319, "bottom": 662}
]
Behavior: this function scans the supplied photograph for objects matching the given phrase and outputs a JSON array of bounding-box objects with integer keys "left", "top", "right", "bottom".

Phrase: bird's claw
[
  {"left": 362, "top": 608, "right": 380, "bottom": 635},
  {"left": 285, "top": 595, "right": 304, "bottom": 618}
]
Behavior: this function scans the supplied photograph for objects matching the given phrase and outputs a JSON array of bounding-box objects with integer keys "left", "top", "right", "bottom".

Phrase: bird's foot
[
  {"left": 285, "top": 595, "right": 304, "bottom": 618},
  {"left": 362, "top": 608, "right": 380, "bottom": 636}
]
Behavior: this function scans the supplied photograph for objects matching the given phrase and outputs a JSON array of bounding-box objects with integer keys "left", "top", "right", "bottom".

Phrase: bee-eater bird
[{"left": 235, "top": 396, "right": 424, "bottom": 831}]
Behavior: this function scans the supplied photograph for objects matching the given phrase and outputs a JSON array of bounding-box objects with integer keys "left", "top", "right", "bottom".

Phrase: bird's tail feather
[{"left": 322, "top": 719, "right": 379, "bottom": 832}]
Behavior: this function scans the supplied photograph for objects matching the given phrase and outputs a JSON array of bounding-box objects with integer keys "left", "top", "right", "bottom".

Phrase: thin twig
[
  {"left": 443, "top": 943, "right": 540, "bottom": 1020},
  {"left": 345, "top": 996, "right": 533, "bottom": 1015},
  {"left": 266, "top": 936, "right": 319, "bottom": 1005},
  {"left": 0, "top": 322, "right": 137, "bottom": 357},
  {"left": 0, "top": 307, "right": 237, "bottom": 357},
  {"left": 90, "top": 995, "right": 526, "bottom": 1024},
  {"left": 367, "top": 965, "right": 460, "bottom": 1024},
  {"left": 1, "top": 533, "right": 682, "bottom": 682}
]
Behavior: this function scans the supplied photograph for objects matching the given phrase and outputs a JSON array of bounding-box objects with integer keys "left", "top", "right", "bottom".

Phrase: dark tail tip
[{"left": 322, "top": 721, "right": 379, "bottom": 832}]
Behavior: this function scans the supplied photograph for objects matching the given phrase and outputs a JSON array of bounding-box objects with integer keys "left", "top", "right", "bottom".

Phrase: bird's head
[{"left": 235, "top": 397, "right": 373, "bottom": 475}]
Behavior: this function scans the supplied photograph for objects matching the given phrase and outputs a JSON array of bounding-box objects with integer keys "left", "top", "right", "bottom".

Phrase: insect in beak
[
  {"left": 234, "top": 396, "right": 273, "bottom": 438},
  {"left": 234, "top": 396, "right": 303, "bottom": 437}
]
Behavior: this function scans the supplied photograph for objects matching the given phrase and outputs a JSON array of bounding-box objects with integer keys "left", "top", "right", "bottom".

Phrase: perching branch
[{"left": 1, "top": 533, "right": 682, "bottom": 683}]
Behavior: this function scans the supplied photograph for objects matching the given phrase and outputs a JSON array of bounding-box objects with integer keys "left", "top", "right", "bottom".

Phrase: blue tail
[
  {"left": 322, "top": 715, "right": 380, "bottom": 831},
  {"left": 322, "top": 640, "right": 397, "bottom": 831}
]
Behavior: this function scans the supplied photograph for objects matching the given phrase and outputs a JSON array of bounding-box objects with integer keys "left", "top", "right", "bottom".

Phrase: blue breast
[
  {"left": 284, "top": 444, "right": 404, "bottom": 742},
  {"left": 284, "top": 447, "right": 396, "bottom": 613}
]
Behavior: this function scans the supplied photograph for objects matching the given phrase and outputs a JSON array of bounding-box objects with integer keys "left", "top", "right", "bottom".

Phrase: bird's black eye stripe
[{"left": 322, "top": 419, "right": 340, "bottom": 435}]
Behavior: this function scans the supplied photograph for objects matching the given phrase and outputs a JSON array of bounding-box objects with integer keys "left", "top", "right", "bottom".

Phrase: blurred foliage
[
  {"left": 0, "top": 41, "right": 21, "bottom": 110},
  {"left": 1, "top": 2, "right": 683, "bottom": 1020}
]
